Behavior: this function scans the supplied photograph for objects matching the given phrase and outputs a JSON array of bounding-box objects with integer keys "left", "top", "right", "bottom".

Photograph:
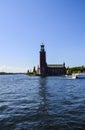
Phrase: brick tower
[{"left": 40, "top": 44, "right": 47, "bottom": 76}]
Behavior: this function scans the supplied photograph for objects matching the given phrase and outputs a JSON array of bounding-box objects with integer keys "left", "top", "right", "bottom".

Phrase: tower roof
[{"left": 40, "top": 43, "right": 45, "bottom": 52}]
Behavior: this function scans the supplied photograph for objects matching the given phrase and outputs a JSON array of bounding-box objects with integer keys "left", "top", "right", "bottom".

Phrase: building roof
[{"left": 47, "top": 64, "right": 65, "bottom": 68}]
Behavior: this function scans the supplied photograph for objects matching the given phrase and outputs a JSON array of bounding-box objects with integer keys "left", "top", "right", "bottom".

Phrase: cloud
[{"left": 0, "top": 65, "right": 27, "bottom": 73}]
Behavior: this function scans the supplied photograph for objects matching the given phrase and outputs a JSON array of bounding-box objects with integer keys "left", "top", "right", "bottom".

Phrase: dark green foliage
[
  {"left": 0, "top": 72, "right": 14, "bottom": 75},
  {"left": 26, "top": 66, "right": 37, "bottom": 76},
  {"left": 33, "top": 66, "right": 36, "bottom": 73},
  {"left": 67, "top": 66, "right": 85, "bottom": 75}
]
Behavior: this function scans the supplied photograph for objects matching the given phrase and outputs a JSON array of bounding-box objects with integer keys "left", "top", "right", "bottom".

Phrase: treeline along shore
[
  {"left": 0, "top": 72, "right": 13, "bottom": 75},
  {"left": 67, "top": 66, "right": 85, "bottom": 75},
  {"left": 0, "top": 72, "right": 25, "bottom": 75}
]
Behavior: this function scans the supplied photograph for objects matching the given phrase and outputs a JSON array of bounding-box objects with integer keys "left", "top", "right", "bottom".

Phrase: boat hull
[
  {"left": 72, "top": 73, "right": 85, "bottom": 79},
  {"left": 76, "top": 75, "right": 85, "bottom": 79}
]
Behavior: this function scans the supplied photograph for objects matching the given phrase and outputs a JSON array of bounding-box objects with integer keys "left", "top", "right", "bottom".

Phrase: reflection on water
[
  {"left": 0, "top": 75, "right": 85, "bottom": 130},
  {"left": 38, "top": 78, "right": 49, "bottom": 129}
]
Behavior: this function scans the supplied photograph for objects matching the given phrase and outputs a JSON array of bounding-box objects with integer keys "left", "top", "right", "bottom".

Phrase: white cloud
[{"left": 0, "top": 65, "right": 28, "bottom": 73}]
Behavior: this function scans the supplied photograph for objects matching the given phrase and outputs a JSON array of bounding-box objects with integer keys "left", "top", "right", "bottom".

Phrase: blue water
[{"left": 0, "top": 74, "right": 85, "bottom": 130}]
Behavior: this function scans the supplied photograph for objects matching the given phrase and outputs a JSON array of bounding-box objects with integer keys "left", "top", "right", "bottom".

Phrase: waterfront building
[{"left": 40, "top": 44, "right": 66, "bottom": 76}]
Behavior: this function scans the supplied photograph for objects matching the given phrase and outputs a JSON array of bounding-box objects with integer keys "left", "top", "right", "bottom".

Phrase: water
[{"left": 0, "top": 74, "right": 85, "bottom": 130}]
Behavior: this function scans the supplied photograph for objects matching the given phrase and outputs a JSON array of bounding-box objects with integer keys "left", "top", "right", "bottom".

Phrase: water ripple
[{"left": 0, "top": 75, "right": 85, "bottom": 129}]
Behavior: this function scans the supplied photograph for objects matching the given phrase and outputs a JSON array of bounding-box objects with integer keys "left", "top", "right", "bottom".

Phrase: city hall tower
[{"left": 40, "top": 44, "right": 47, "bottom": 76}]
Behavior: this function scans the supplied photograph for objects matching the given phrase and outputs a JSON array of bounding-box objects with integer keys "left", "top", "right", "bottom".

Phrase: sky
[{"left": 0, "top": 0, "right": 85, "bottom": 72}]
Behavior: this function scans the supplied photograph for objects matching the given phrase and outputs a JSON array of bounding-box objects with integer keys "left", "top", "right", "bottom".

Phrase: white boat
[
  {"left": 72, "top": 73, "right": 85, "bottom": 79},
  {"left": 76, "top": 73, "right": 85, "bottom": 79}
]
